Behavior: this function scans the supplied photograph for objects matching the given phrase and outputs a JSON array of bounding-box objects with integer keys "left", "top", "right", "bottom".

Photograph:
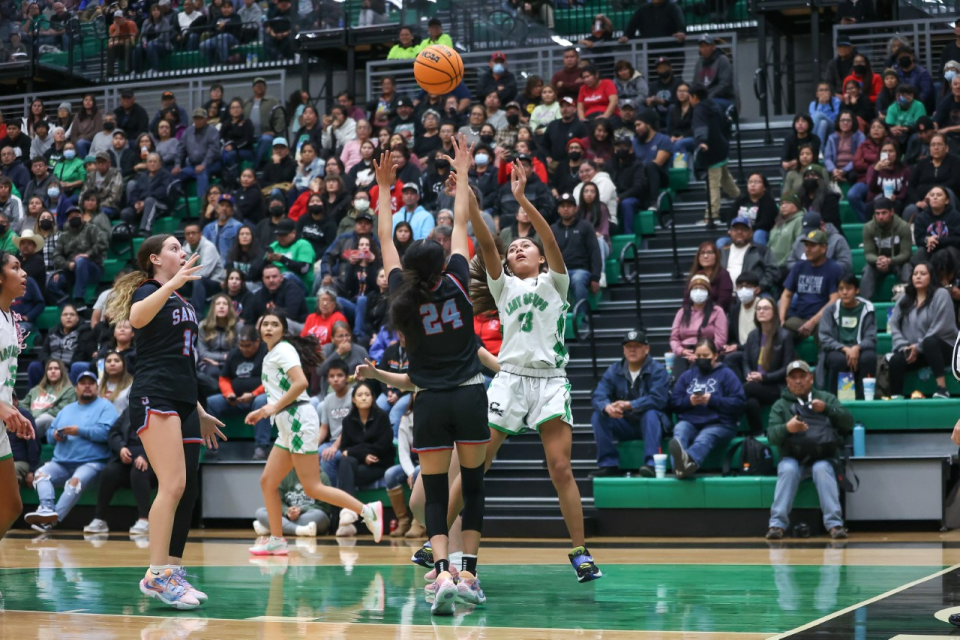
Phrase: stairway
[{"left": 483, "top": 117, "right": 793, "bottom": 538}]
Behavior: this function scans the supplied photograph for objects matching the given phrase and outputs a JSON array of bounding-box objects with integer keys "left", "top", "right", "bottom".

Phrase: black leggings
[
  {"left": 743, "top": 380, "right": 782, "bottom": 433},
  {"left": 888, "top": 335, "right": 953, "bottom": 395},
  {"left": 337, "top": 455, "right": 386, "bottom": 497},
  {"left": 95, "top": 460, "right": 156, "bottom": 521},
  {"left": 170, "top": 412, "right": 201, "bottom": 559}
]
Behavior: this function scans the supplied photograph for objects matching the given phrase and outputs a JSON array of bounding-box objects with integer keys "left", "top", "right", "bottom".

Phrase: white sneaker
[
  {"left": 252, "top": 520, "right": 270, "bottom": 536},
  {"left": 83, "top": 518, "right": 109, "bottom": 534},
  {"left": 249, "top": 537, "right": 288, "bottom": 556},
  {"left": 599, "top": 271, "right": 607, "bottom": 288},
  {"left": 129, "top": 519, "right": 149, "bottom": 535},
  {"left": 361, "top": 501, "right": 383, "bottom": 543},
  {"left": 339, "top": 508, "right": 359, "bottom": 525},
  {"left": 335, "top": 523, "right": 357, "bottom": 537},
  {"left": 24, "top": 507, "right": 58, "bottom": 528},
  {"left": 431, "top": 575, "right": 458, "bottom": 616},
  {"left": 295, "top": 521, "right": 317, "bottom": 537}
]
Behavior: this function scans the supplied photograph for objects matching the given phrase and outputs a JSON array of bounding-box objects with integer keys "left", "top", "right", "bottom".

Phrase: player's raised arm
[
  {"left": 447, "top": 155, "right": 502, "bottom": 281},
  {"left": 444, "top": 133, "right": 473, "bottom": 261},
  {"left": 513, "top": 161, "right": 566, "bottom": 275},
  {"left": 373, "top": 151, "right": 400, "bottom": 274}
]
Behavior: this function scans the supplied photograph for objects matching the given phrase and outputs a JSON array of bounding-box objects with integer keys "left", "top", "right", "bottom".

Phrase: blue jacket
[
  {"left": 670, "top": 362, "right": 745, "bottom": 432},
  {"left": 369, "top": 327, "right": 398, "bottom": 363},
  {"left": 896, "top": 64, "right": 935, "bottom": 112},
  {"left": 10, "top": 407, "right": 40, "bottom": 471},
  {"left": 48, "top": 397, "right": 117, "bottom": 464},
  {"left": 392, "top": 206, "right": 435, "bottom": 241},
  {"left": 203, "top": 217, "right": 242, "bottom": 263},
  {"left": 11, "top": 276, "right": 44, "bottom": 325},
  {"left": 823, "top": 131, "right": 866, "bottom": 173},
  {"left": 809, "top": 97, "right": 842, "bottom": 122},
  {"left": 591, "top": 356, "right": 670, "bottom": 418}
]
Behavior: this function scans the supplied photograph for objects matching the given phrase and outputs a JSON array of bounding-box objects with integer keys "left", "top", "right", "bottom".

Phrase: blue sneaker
[
  {"left": 411, "top": 541, "right": 433, "bottom": 568},
  {"left": 568, "top": 546, "right": 603, "bottom": 583},
  {"left": 140, "top": 569, "right": 201, "bottom": 610}
]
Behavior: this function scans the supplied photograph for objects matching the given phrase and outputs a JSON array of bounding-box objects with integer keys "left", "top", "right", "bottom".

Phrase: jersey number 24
[{"left": 420, "top": 299, "right": 463, "bottom": 335}]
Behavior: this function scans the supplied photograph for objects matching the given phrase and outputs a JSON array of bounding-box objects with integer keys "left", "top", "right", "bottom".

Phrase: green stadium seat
[
  {"left": 100, "top": 258, "right": 124, "bottom": 283},
  {"left": 611, "top": 235, "right": 635, "bottom": 258},
  {"left": 593, "top": 476, "right": 821, "bottom": 509},
  {"left": 605, "top": 257, "right": 621, "bottom": 284},
  {"left": 842, "top": 223, "right": 864, "bottom": 247},
  {"left": 840, "top": 200, "right": 858, "bottom": 225},
  {"left": 795, "top": 337, "right": 818, "bottom": 364},
  {"left": 668, "top": 167, "right": 689, "bottom": 192},
  {"left": 848, "top": 398, "right": 960, "bottom": 429},
  {"left": 635, "top": 209, "right": 656, "bottom": 237},
  {"left": 153, "top": 217, "right": 179, "bottom": 234},
  {"left": 874, "top": 303, "right": 893, "bottom": 331},
  {"left": 851, "top": 248, "right": 865, "bottom": 273},
  {"left": 877, "top": 332, "right": 891, "bottom": 354},
  {"left": 37, "top": 306, "right": 61, "bottom": 330},
  {"left": 305, "top": 297, "right": 318, "bottom": 313}
]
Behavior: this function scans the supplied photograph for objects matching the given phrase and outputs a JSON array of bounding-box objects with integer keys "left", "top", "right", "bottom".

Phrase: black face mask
[
  {"left": 68, "top": 216, "right": 82, "bottom": 229},
  {"left": 615, "top": 148, "right": 631, "bottom": 159},
  {"left": 568, "top": 151, "right": 582, "bottom": 162},
  {"left": 853, "top": 64, "right": 867, "bottom": 75},
  {"left": 695, "top": 358, "right": 713, "bottom": 374},
  {"left": 506, "top": 113, "right": 520, "bottom": 126},
  {"left": 308, "top": 205, "right": 324, "bottom": 216},
  {"left": 898, "top": 56, "right": 912, "bottom": 68},
  {"left": 435, "top": 159, "right": 450, "bottom": 170},
  {"left": 0, "top": 225, "right": 8, "bottom": 236},
  {"left": 270, "top": 205, "right": 285, "bottom": 218},
  {"left": 658, "top": 71, "right": 672, "bottom": 82},
  {"left": 103, "top": 122, "right": 116, "bottom": 132},
  {"left": 480, "top": 134, "right": 495, "bottom": 144},
  {"left": 803, "top": 177, "right": 820, "bottom": 192},
  {"left": 39, "top": 219, "right": 54, "bottom": 231}
]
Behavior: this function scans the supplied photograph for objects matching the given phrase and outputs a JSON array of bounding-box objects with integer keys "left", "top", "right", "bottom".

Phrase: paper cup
[
  {"left": 863, "top": 377, "right": 876, "bottom": 401},
  {"left": 653, "top": 453, "right": 668, "bottom": 479},
  {"left": 664, "top": 352, "right": 675, "bottom": 372},
  {"left": 883, "top": 183, "right": 894, "bottom": 198}
]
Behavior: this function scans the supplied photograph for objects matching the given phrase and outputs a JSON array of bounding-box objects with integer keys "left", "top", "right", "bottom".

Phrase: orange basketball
[{"left": 414, "top": 44, "right": 464, "bottom": 95}]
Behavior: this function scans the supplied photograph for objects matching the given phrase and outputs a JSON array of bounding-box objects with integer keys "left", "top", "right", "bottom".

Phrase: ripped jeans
[{"left": 34, "top": 460, "right": 106, "bottom": 521}]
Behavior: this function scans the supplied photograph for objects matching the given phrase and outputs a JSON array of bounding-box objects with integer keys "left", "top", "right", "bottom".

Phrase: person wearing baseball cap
[
  {"left": 589, "top": 327, "right": 670, "bottom": 479},
  {"left": 779, "top": 227, "right": 844, "bottom": 340},
  {"left": 632, "top": 108, "right": 672, "bottom": 170},
  {"left": 478, "top": 50, "right": 518, "bottom": 105},
  {"left": 247, "top": 76, "right": 284, "bottom": 169},
  {"left": 859, "top": 196, "right": 911, "bottom": 300},
  {"left": 766, "top": 358, "right": 852, "bottom": 540},
  {"left": 768, "top": 192, "right": 805, "bottom": 268},
  {"left": 85, "top": 151, "right": 123, "bottom": 217},
  {"left": 543, "top": 94, "right": 588, "bottom": 166},
  {"left": 106, "top": 9, "right": 138, "bottom": 76},
  {"left": 552, "top": 188, "right": 601, "bottom": 309},
  {"left": 784, "top": 210, "right": 853, "bottom": 276},
  {"left": 423, "top": 17, "right": 453, "bottom": 49},
  {"left": 647, "top": 57, "right": 680, "bottom": 118},
  {"left": 178, "top": 104, "right": 220, "bottom": 202},
  {"left": 721, "top": 215, "right": 777, "bottom": 290},
  {"left": 825, "top": 38, "right": 857, "bottom": 94},
  {"left": 694, "top": 33, "right": 735, "bottom": 109},
  {"left": 266, "top": 216, "right": 317, "bottom": 290},
  {"left": 202, "top": 190, "right": 243, "bottom": 260},
  {"left": 396, "top": 181, "right": 434, "bottom": 241}
]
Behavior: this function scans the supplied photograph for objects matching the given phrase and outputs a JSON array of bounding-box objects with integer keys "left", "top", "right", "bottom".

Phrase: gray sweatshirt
[
  {"left": 185, "top": 236, "right": 226, "bottom": 282},
  {"left": 889, "top": 287, "right": 958, "bottom": 353},
  {"left": 786, "top": 223, "right": 853, "bottom": 276}
]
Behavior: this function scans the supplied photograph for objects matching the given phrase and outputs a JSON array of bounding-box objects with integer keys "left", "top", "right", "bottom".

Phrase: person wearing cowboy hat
[{"left": 15, "top": 229, "right": 46, "bottom": 298}]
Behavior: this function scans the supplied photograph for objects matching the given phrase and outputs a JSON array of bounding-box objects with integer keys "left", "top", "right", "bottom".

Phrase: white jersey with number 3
[
  {"left": 487, "top": 269, "right": 570, "bottom": 371},
  {"left": 0, "top": 309, "right": 20, "bottom": 407}
]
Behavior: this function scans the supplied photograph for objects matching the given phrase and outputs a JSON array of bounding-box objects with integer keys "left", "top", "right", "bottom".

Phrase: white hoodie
[{"left": 573, "top": 170, "right": 619, "bottom": 226}]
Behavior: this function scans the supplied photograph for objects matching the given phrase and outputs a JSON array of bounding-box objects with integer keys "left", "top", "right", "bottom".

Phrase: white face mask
[
  {"left": 737, "top": 288, "right": 756, "bottom": 304},
  {"left": 690, "top": 288, "right": 709, "bottom": 304},
  {"left": 354, "top": 199, "right": 370, "bottom": 212}
]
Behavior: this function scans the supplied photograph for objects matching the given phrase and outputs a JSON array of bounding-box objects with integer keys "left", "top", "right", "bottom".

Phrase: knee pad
[
  {"left": 422, "top": 473, "right": 450, "bottom": 540},
  {"left": 459, "top": 464, "right": 485, "bottom": 535}
]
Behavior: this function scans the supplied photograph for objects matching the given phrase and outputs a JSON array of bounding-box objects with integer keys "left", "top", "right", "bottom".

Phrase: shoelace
[
  {"left": 154, "top": 573, "right": 187, "bottom": 597},
  {"left": 173, "top": 568, "right": 197, "bottom": 591}
]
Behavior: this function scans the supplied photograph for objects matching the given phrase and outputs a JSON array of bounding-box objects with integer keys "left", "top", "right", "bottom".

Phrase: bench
[{"left": 593, "top": 476, "right": 821, "bottom": 509}]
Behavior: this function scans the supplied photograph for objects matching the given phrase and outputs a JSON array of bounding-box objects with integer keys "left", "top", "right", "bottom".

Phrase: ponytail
[
  {"left": 261, "top": 310, "right": 323, "bottom": 369},
  {"left": 105, "top": 233, "right": 173, "bottom": 322}
]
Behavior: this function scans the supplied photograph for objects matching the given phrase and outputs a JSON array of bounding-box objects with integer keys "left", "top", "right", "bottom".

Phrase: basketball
[{"left": 414, "top": 44, "right": 464, "bottom": 95}]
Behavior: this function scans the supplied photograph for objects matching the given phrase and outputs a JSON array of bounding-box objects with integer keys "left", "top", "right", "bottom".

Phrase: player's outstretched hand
[
  {"left": 443, "top": 172, "right": 457, "bottom": 196},
  {"left": 372, "top": 151, "right": 397, "bottom": 188},
  {"left": 170, "top": 253, "right": 203, "bottom": 291},
  {"left": 1, "top": 402, "right": 33, "bottom": 440},
  {"left": 199, "top": 405, "right": 226, "bottom": 449},
  {"left": 510, "top": 159, "right": 528, "bottom": 199},
  {"left": 952, "top": 418, "right": 960, "bottom": 446},
  {"left": 355, "top": 358, "right": 380, "bottom": 382},
  {"left": 246, "top": 402, "right": 278, "bottom": 425},
  {"left": 442, "top": 132, "right": 474, "bottom": 175}
]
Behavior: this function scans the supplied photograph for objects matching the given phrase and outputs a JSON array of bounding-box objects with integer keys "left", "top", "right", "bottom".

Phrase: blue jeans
[
  {"left": 206, "top": 393, "right": 271, "bottom": 446},
  {"left": 135, "top": 40, "right": 169, "bottom": 72},
  {"left": 76, "top": 140, "right": 91, "bottom": 158},
  {"left": 619, "top": 198, "right": 641, "bottom": 235},
  {"left": 222, "top": 148, "right": 254, "bottom": 170},
  {"left": 568, "top": 268, "right": 591, "bottom": 310},
  {"left": 769, "top": 457, "right": 843, "bottom": 531},
  {"left": 255, "top": 134, "right": 275, "bottom": 169},
  {"left": 319, "top": 441, "right": 342, "bottom": 487},
  {"left": 337, "top": 295, "right": 368, "bottom": 337},
  {"left": 384, "top": 463, "right": 419, "bottom": 489},
  {"left": 847, "top": 182, "right": 869, "bottom": 221},
  {"left": 672, "top": 420, "right": 735, "bottom": 467},
  {"left": 811, "top": 111, "right": 835, "bottom": 147},
  {"left": 48, "top": 257, "right": 103, "bottom": 302},
  {"left": 591, "top": 409, "right": 669, "bottom": 468},
  {"left": 376, "top": 392, "right": 411, "bottom": 438},
  {"left": 674, "top": 136, "right": 697, "bottom": 166},
  {"left": 200, "top": 32, "right": 236, "bottom": 64},
  {"left": 179, "top": 162, "right": 221, "bottom": 203},
  {"left": 34, "top": 460, "right": 106, "bottom": 521}
]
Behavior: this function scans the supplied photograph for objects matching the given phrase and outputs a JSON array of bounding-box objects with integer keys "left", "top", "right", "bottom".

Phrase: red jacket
[
  {"left": 474, "top": 312, "right": 502, "bottom": 356},
  {"left": 843, "top": 72, "right": 882, "bottom": 104},
  {"left": 300, "top": 311, "right": 348, "bottom": 345},
  {"left": 369, "top": 181, "right": 404, "bottom": 216},
  {"left": 497, "top": 157, "right": 548, "bottom": 186},
  {"left": 289, "top": 188, "right": 321, "bottom": 221}
]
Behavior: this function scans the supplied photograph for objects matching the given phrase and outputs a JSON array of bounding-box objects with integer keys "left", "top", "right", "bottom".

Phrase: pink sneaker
[{"left": 424, "top": 564, "right": 460, "bottom": 582}]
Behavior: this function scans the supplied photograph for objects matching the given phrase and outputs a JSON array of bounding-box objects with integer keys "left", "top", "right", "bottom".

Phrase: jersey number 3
[{"left": 420, "top": 299, "right": 463, "bottom": 335}]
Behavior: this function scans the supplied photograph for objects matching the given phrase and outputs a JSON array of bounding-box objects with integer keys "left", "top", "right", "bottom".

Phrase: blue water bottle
[{"left": 853, "top": 423, "right": 866, "bottom": 457}]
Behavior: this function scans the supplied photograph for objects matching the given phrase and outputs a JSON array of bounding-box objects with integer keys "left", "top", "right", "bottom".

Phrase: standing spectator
[
  {"left": 176, "top": 109, "right": 221, "bottom": 201},
  {"left": 23, "top": 371, "right": 117, "bottom": 532},
  {"left": 818, "top": 274, "right": 877, "bottom": 398},
  {"left": 669, "top": 339, "right": 746, "bottom": 479},
  {"left": 334, "top": 382, "right": 393, "bottom": 504},
  {"left": 693, "top": 35, "right": 735, "bottom": 110},
  {"left": 477, "top": 52, "right": 518, "bottom": 104},
  {"left": 590, "top": 329, "right": 670, "bottom": 477},
  {"left": 860, "top": 197, "right": 912, "bottom": 300},
  {"left": 895, "top": 47, "right": 935, "bottom": 113},
  {"left": 23, "top": 359, "right": 77, "bottom": 434},
  {"left": 690, "top": 82, "right": 740, "bottom": 225},
  {"left": 825, "top": 38, "right": 857, "bottom": 95},
  {"left": 618, "top": 0, "right": 686, "bottom": 43},
  {"left": 551, "top": 47, "right": 584, "bottom": 102},
  {"left": 264, "top": 0, "right": 296, "bottom": 60},
  {"left": 720, "top": 217, "right": 779, "bottom": 289},
  {"left": 577, "top": 64, "right": 619, "bottom": 123},
  {"left": 740, "top": 295, "right": 794, "bottom": 432},
  {"left": 670, "top": 274, "right": 728, "bottom": 377},
  {"left": 765, "top": 360, "right": 853, "bottom": 540},
  {"left": 888, "top": 261, "right": 958, "bottom": 398},
  {"left": 244, "top": 78, "right": 287, "bottom": 170},
  {"left": 49, "top": 208, "right": 106, "bottom": 304},
  {"left": 778, "top": 231, "right": 842, "bottom": 340},
  {"left": 106, "top": 10, "right": 137, "bottom": 75},
  {"left": 133, "top": 4, "right": 173, "bottom": 74},
  {"left": 551, "top": 192, "right": 601, "bottom": 308}
]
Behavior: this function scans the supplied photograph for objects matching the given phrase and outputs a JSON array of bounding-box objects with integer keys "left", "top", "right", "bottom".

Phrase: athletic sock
[
  {"left": 149, "top": 564, "right": 167, "bottom": 576},
  {"left": 435, "top": 558, "right": 450, "bottom": 575},
  {"left": 269, "top": 535, "right": 284, "bottom": 543},
  {"left": 462, "top": 554, "right": 477, "bottom": 575}
]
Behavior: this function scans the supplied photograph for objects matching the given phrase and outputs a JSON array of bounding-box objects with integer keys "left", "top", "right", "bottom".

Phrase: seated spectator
[
  {"left": 909, "top": 186, "right": 960, "bottom": 273},
  {"left": 590, "top": 329, "right": 670, "bottom": 477},
  {"left": 581, "top": 119, "right": 615, "bottom": 168},
  {"left": 332, "top": 235, "right": 379, "bottom": 336},
  {"left": 78, "top": 194, "right": 112, "bottom": 240},
  {"left": 98, "top": 350, "right": 132, "bottom": 414},
  {"left": 905, "top": 117, "right": 936, "bottom": 165},
  {"left": 935, "top": 76, "right": 960, "bottom": 152},
  {"left": 320, "top": 212, "right": 378, "bottom": 290},
  {"left": 722, "top": 272, "right": 763, "bottom": 370},
  {"left": 765, "top": 360, "right": 853, "bottom": 540},
  {"left": 0, "top": 177, "right": 23, "bottom": 233},
  {"left": 818, "top": 274, "right": 877, "bottom": 399},
  {"left": 70, "top": 95, "right": 104, "bottom": 159},
  {"left": 202, "top": 194, "right": 242, "bottom": 262},
  {"left": 719, "top": 217, "right": 779, "bottom": 291},
  {"left": 183, "top": 222, "right": 227, "bottom": 316},
  {"left": 904, "top": 135, "right": 960, "bottom": 222},
  {"left": 619, "top": 0, "right": 686, "bottom": 43},
  {"left": 252, "top": 468, "right": 332, "bottom": 537},
  {"left": 667, "top": 84, "right": 695, "bottom": 163},
  {"left": 571, "top": 160, "right": 615, "bottom": 227},
  {"left": 1, "top": 122, "right": 31, "bottom": 162},
  {"left": 843, "top": 55, "right": 881, "bottom": 105},
  {"left": 23, "top": 371, "right": 117, "bottom": 532},
  {"left": 613, "top": 60, "right": 648, "bottom": 107},
  {"left": 197, "top": 294, "right": 238, "bottom": 378},
  {"left": 12, "top": 400, "right": 40, "bottom": 488},
  {"left": 23, "top": 359, "right": 77, "bottom": 434},
  {"left": 317, "top": 360, "right": 353, "bottom": 483},
  {"left": 219, "top": 98, "right": 255, "bottom": 177},
  {"left": 885, "top": 85, "right": 925, "bottom": 144},
  {"left": 373, "top": 332, "right": 410, "bottom": 435},
  {"left": 782, "top": 146, "right": 827, "bottom": 199},
  {"left": 860, "top": 197, "right": 912, "bottom": 300},
  {"left": 121, "top": 153, "right": 171, "bottom": 234},
  {"left": 671, "top": 274, "right": 728, "bottom": 377},
  {"left": 726, "top": 174, "right": 778, "bottom": 246},
  {"left": 16, "top": 232, "right": 45, "bottom": 298},
  {"left": 391, "top": 183, "right": 434, "bottom": 241},
  {"left": 221, "top": 269, "right": 252, "bottom": 318},
  {"left": 81, "top": 152, "right": 122, "bottom": 217},
  {"left": 895, "top": 47, "right": 935, "bottom": 113},
  {"left": 810, "top": 83, "right": 843, "bottom": 144},
  {"left": 334, "top": 382, "right": 393, "bottom": 526},
  {"left": 28, "top": 303, "right": 95, "bottom": 388},
  {"left": 319, "top": 175, "right": 351, "bottom": 224},
  {"left": 315, "top": 321, "right": 369, "bottom": 399},
  {"left": 267, "top": 218, "right": 316, "bottom": 291},
  {"left": 888, "top": 261, "right": 958, "bottom": 399},
  {"left": 668, "top": 338, "right": 746, "bottom": 479},
  {"left": 25, "top": 156, "right": 61, "bottom": 211},
  {"left": 768, "top": 193, "right": 805, "bottom": 269},
  {"left": 11, "top": 274, "right": 43, "bottom": 336},
  {"left": 741, "top": 295, "right": 794, "bottom": 432},
  {"left": 288, "top": 142, "right": 322, "bottom": 207},
  {"left": 631, "top": 109, "right": 673, "bottom": 177},
  {"left": 779, "top": 230, "right": 842, "bottom": 340},
  {"left": 686, "top": 242, "right": 733, "bottom": 312},
  {"left": 242, "top": 264, "right": 307, "bottom": 333},
  {"left": 876, "top": 69, "right": 899, "bottom": 118},
  {"left": 551, "top": 193, "right": 601, "bottom": 309},
  {"left": 46, "top": 126, "right": 69, "bottom": 169},
  {"left": 781, "top": 115, "right": 821, "bottom": 172},
  {"left": 51, "top": 142, "right": 85, "bottom": 201},
  {"left": 176, "top": 109, "right": 221, "bottom": 201},
  {"left": 786, "top": 211, "right": 853, "bottom": 276},
  {"left": 1, "top": 147, "right": 30, "bottom": 196},
  {"left": 383, "top": 396, "right": 422, "bottom": 538},
  {"left": 199, "top": 0, "right": 242, "bottom": 65},
  {"left": 577, "top": 182, "right": 611, "bottom": 267},
  {"left": 577, "top": 64, "right": 619, "bottom": 123},
  {"left": 302, "top": 288, "right": 348, "bottom": 346},
  {"left": 824, "top": 112, "right": 865, "bottom": 188},
  {"left": 860, "top": 139, "right": 910, "bottom": 221}
]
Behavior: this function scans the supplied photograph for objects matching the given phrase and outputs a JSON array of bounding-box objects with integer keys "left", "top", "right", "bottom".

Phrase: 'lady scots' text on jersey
[{"left": 503, "top": 292, "right": 550, "bottom": 316}]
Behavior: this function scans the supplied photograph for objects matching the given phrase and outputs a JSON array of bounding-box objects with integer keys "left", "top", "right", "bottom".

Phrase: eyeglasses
[{"left": 700, "top": 250, "right": 715, "bottom": 255}]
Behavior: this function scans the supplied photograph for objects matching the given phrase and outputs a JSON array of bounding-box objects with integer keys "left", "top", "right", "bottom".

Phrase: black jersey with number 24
[
  {"left": 387, "top": 253, "right": 481, "bottom": 390},
  {"left": 129, "top": 279, "right": 199, "bottom": 405}
]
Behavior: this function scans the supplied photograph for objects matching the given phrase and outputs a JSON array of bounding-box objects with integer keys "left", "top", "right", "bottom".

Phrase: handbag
[{"left": 779, "top": 400, "right": 843, "bottom": 463}]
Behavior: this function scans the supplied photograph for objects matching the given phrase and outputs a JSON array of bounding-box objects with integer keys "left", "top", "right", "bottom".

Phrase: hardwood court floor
[{"left": 5, "top": 531, "right": 960, "bottom": 639}]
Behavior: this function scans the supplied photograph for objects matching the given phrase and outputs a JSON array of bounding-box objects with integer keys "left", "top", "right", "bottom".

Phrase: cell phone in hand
[
  {"left": 880, "top": 152, "right": 889, "bottom": 161},
  {"left": 693, "top": 390, "right": 705, "bottom": 397}
]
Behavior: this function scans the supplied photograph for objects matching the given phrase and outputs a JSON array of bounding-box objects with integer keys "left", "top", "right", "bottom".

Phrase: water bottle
[
  {"left": 246, "top": 53, "right": 251, "bottom": 66},
  {"left": 853, "top": 423, "right": 865, "bottom": 457},
  {"left": 338, "top": 16, "right": 344, "bottom": 28},
  {"left": 252, "top": 53, "right": 258, "bottom": 65}
]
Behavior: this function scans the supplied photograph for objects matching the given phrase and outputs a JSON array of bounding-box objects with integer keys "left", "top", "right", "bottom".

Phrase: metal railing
[
  {"left": 365, "top": 32, "right": 737, "bottom": 107},
  {"left": 618, "top": 240, "right": 643, "bottom": 325},
  {"left": 834, "top": 17, "right": 960, "bottom": 81},
  {"left": 656, "top": 189, "right": 684, "bottom": 278},
  {"left": 571, "top": 297, "right": 598, "bottom": 380}
]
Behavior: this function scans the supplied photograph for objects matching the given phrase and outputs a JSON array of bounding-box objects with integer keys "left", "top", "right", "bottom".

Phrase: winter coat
[
  {"left": 720, "top": 243, "right": 780, "bottom": 291},
  {"left": 767, "top": 211, "right": 804, "bottom": 267},
  {"left": 591, "top": 356, "right": 670, "bottom": 419},
  {"left": 670, "top": 304, "right": 728, "bottom": 355},
  {"left": 670, "top": 363, "right": 746, "bottom": 432},
  {"left": 338, "top": 405, "right": 395, "bottom": 470},
  {"left": 767, "top": 387, "right": 853, "bottom": 451},
  {"left": 53, "top": 221, "right": 107, "bottom": 269},
  {"left": 741, "top": 326, "right": 795, "bottom": 383}
]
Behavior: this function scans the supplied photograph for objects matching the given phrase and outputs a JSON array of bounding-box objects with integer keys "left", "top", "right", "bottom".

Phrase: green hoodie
[
  {"left": 23, "top": 383, "right": 78, "bottom": 421},
  {"left": 767, "top": 210, "right": 804, "bottom": 267},
  {"left": 278, "top": 468, "right": 332, "bottom": 515},
  {"left": 767, "top": 386, "right": 854, "bottom": 452}
]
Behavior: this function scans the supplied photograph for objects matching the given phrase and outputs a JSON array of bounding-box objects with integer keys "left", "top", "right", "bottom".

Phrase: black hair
[
  {"left": 261, "top": 309, "right": 323, "bottom": 369},
  {"left": 227, "top": 224, "right": 260, "bottom": 265},
  {"left": 897, "top": 261, "right": 941, "bottom": 329},
  {"left": 388, "top": 239, "right": 446, "bottom": 352},
  {"left": 838, "top": 273, "right": 860, "bottom": 288},
  {"left": 694, "top": 338, "right": 718, "bottom": 355},
  {"left": 931, "top": 249, "right": 956, "bottom": 280},
  {"left": 581, "top": 63, "right": 599, "bottom": 76},
  {"left": 735, "top": 272, "right": 760, "bottom": 286},
  {"left": 238, "top": 325, "right": 259, "bottom": 342},
  {"left": 793, "top": 113, "right": 814, "bottom": 132},
  {"left": 325, "top": 359, "right": 349, "bottom": 377}
]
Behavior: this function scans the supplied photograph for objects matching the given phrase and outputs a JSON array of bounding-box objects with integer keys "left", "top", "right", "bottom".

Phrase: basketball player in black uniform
[
  {"left": 107, "top": 235, "right": 225, "bottom": 610},
  {"left": 374, "top": 142, "right": 489, "bottom": 615}
]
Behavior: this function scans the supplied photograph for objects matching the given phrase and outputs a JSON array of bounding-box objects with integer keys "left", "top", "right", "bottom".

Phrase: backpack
[
  {"left": 780, "top": 401, "right": 843, "bottom": 463},
  {"left": 722, "top": 435, "right": 776, "bottom": 476}
]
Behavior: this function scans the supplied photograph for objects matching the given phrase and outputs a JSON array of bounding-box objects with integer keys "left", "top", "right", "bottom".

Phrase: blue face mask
[
  {"left": 47, "top": 187, "right": 60, "bottom": 199},
  {"left": 474, "top": 153, "right": 489, "bottom": 166},
  {"left": 63, "top": 149, "right": 76, "bottom": 160},
  {"left": 947, "top": 71, "right": 958, "bottom": 82},
  {"left": 493, "top": 63, "right": 505, "bottom": 74},
  {"left": 898, "top": 96, "right": 910, "bottom": 107}
]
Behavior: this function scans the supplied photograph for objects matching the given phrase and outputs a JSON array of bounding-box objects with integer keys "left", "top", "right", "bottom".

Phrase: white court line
[{"left": 767, "top": 563, "right": 960, "bottom": 639}]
